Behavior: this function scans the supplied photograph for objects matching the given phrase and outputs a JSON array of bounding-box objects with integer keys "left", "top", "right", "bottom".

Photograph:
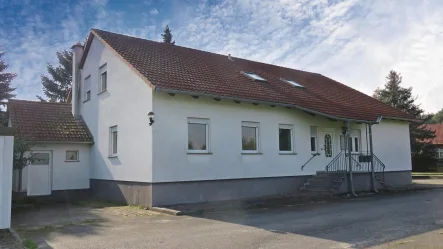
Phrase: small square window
[
  {"left": 242, "top": 122, "right": 259, "bottom": 152},
  {"left": 188, "top": 118, "right": 209, "bottom": 153},
  {"left": 242, "top": 72, "right": 267, "bottom": 82},
  {"left": 85, "top": 90, "right": 91, "bottom": 101},
  {"left": 279, "top": 125, "right": 293, "bottom": 153},
  {"left": 66, "top": 151, "right": 79, "bottom": 161},
  {"left": 109, "top": 126, "right": 118, "bottom": 157}
]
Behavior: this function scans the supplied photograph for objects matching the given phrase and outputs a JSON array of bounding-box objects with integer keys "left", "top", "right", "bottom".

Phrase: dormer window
[
  {"left": 242, "top": 72, "right": 267, "bottom": 82},
  {"left": 281, "top": 78, "right": 304, "bottom": 88}
]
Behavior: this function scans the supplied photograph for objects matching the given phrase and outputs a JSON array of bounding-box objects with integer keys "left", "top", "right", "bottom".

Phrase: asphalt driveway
[{"left": 13, "top": 188, "right": 443, "bottom": 249}]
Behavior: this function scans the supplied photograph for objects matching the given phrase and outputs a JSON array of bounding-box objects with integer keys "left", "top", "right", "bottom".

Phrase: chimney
[{"left": 71, "top": 42, "right": 84, "bottom": 119}]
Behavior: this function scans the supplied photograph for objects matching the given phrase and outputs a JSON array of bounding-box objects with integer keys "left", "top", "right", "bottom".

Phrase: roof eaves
[
  {"left": 80, "top": 29, "right": 157, "bottom": 91},
  {"left": 155, "top": 87, "right": 378, "bottom": 124}
]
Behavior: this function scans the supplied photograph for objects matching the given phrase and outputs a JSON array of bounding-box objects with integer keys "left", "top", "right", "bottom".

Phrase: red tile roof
[
  {"left": 8, "top": 99, "right": 93, "bottom": 143},
  {"left": 81, "top": 29, "right": 415, "bottom": 122},
  {"left": 425, "top": 124, "right": 443, "bottom": 145}
]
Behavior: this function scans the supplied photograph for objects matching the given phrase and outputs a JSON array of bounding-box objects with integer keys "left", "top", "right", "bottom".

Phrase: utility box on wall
[{"left": 0, "top": 128, "right": 14, "bottom": 229}]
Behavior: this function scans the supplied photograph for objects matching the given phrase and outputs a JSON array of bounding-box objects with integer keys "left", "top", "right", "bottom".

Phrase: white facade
[
  {"left": 75, "top": 36, "right": 412, "bottom": 186},
  {"left": 79, "top": 37, "right": 153, "bottom": 182},
  {"left": 0, "top": 135, "right": 14, "bottom": 229},
  {"left": 151, "top": 92, "right": 412, "bottom": 183},
  {"left": 13, "top": 143, "right": 90, "bottom": 194}
]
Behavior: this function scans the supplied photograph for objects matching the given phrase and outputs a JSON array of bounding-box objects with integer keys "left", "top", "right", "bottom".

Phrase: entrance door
[
  {"left": 320, "top": 131, "right": 334, "bottom": 165},
  {"left": 27, "top": 151, "right": 52, "bottom": 196}
]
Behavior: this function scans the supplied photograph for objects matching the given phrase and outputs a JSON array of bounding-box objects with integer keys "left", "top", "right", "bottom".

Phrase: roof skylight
[
  {"left": 281, "top": 78, "right": 304, "bottom": 88},
  {"left": 243, "top": 72, "right": 267, "bottom": 82}
]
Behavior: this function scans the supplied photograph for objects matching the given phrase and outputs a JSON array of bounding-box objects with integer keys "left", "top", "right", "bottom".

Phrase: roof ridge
[
  {"left": 8, "top": 99, "right": 71, "bottom": 105},
  {"left": 91, "top": 28, "right": 317, "bottom": 76}
]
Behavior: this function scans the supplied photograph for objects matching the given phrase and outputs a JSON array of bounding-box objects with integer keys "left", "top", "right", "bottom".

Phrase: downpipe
[
  {"left": 347, "top": 120, "right": 358, "bottom": 197},
  {"left": 368, "top": 124, "right": 378, "bottom": 193}
]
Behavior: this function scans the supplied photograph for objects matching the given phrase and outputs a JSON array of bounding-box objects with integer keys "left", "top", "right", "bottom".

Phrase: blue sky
[{"left": 1, "top": 0, "right": 443, "bottom": 112}]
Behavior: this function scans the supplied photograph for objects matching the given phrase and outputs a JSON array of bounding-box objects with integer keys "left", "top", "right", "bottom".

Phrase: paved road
[{"left": 23, "top": 189, "right": 443, "bottom": 249}]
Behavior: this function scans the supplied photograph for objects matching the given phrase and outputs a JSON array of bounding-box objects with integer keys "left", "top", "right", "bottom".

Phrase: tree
[
  {"left": 0, "top": 50, "right": 16, "bottom": 125},
  {"left": 161, "top": 25, "right": 175, "bottom": 44},
  {"left": 430, "top": 108, "right": 443, "bottom": 124},
  {"left": 374, "top": 70, "right": 436, "bottom": 171},
  {"left": 37, "top": 50, "right": 72, "bottom": 102},
  {"left": 13, "top": 138, "right": 36, "bottom": 193}
]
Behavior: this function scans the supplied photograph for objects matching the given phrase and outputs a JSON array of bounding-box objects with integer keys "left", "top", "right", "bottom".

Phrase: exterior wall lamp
[{"left": 147, "top": 111, "right": 154, "bottom": 126}]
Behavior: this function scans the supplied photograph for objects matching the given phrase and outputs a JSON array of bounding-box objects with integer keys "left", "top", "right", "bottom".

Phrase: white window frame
[
  {"left": 280, "top": 78, "right": 304, "bottom": 88},
  {"left": 109, "top": 126, "right": 118, "bottom": 157},
  {"left": 242, "top": 72, "right": 267, "bottom": 82},
  {"left": 340, "top": 135, "right": 360, "bottom": 153},
  {"left": 310, "top": 126, "right": 318, "bottom": 154},
  {"left": 83, "top": 75, "right": 91, "bottom": 102},
  {"left": 99, "top": 63, "right": 107, "bottom": 93},
  {"left": 242, "top": 121, "right": 260, "bottom": 153},
  {"left": 437, "top": 148, "right": 443, "bottom": 159},
  {"left": 187, "top": 118, "right": 210, "bottom": 153},
  {"left": 279, "top": 124, "right": 294, "bottom": 154},
  {"left": 65, "top": 150, "right": 79, "bottom": 162}
]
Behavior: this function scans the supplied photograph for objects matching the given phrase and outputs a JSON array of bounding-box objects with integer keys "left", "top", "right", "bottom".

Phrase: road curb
[{"left": 149, "top": 207, "right": 182, "bottom": 216}]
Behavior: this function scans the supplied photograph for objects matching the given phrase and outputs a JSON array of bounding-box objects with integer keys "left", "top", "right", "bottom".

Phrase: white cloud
[
  {"left": 150, "top": 8, "right": 159, "bottom": 15},
  {"left": 3, "top": 0, "right": 443, "bottom": 113}
]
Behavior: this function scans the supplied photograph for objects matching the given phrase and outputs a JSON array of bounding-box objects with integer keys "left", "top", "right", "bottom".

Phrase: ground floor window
[
  {"left": 437, "top": 148, "right": 443, "bottom": 159},
  {"left": 242, "top": 122, "right": 259, "bottom": 152},
  {"left": 188, "top": 118, "right": 209, "bottom": 153},
  {"left": 65, "top": 150, "right": 79, "bottom": 162}
]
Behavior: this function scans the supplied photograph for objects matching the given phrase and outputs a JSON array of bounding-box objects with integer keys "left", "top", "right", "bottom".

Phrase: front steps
[{"left": 300, "top": 171, "right": 345, "bottom": 197}]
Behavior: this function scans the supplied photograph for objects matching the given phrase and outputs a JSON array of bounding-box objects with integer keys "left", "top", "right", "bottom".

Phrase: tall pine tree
[
  {"left": 0, "top": 50, "right": 16, "bottom": 125},
  {"left": 374, "top": 70, "right": 436, "bottom": 171},
  {"left": 37, "top": 50, "right": 72, "bottom": 102},
  {"left": 161, "top": 25, "right": 175, "bottom": 44}
]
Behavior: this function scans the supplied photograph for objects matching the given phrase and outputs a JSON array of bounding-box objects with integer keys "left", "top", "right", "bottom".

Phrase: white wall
[
  {"left": 14, "top": 143, "right": 90, "bottom": 192},
  {"left": 152, "top": 92, "right": 412, "bottom": 183},
  {"left": 80, "top": 37, "right": 153, "bottom": 182},
  {"left": 0, "top": 135, "right": 14, "bottom": 229},
  {"left": 372, "top": 120, "right": 412, "bottom": 171}
]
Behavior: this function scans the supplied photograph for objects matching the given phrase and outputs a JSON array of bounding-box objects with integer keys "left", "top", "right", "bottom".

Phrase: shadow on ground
[{"left": 185, "top": 189, "right": 443, "bottom": 248}]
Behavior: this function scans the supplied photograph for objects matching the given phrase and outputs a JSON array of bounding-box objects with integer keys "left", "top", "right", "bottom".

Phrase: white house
[{"left": 9, "top": 29, "right": 415, "bottom": 207}]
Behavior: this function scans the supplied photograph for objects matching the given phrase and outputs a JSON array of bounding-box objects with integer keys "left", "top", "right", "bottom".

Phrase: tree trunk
[{"left": 18, "top": 168, "right": 22, "bottom": 193}]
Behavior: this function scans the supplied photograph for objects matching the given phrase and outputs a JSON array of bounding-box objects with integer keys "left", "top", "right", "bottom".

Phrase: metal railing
[
  {"left": 301, "top": 153, "right": 320, "bottom": 171},
  {"left": 325, "top": 151, "right": 386, "bottom": 177}
]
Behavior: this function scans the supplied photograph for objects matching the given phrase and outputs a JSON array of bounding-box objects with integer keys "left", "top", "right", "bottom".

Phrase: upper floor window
[
  {"left": 242, "top": 72, "right": 267, "bottom": 82},
  {"left": 99, "top": 63, "right": 107, "bottom": 93},
  {"left": 188, "top": 118, "right": 209, "bottom": 153},
  {"left": 109, "top": 126, "right": 118, "bottom": 157},
  {"left": 83, "top": 75, "right": 91, "bottom": 102},
  {"left": 279, "top": 124, "right": 294, "bottom": 153},
  {"left": 310, "top": 126, "right": 317, "bottom": 153},
  {"left": 242, "top": 122, "right": 260, "bottom": 153}
]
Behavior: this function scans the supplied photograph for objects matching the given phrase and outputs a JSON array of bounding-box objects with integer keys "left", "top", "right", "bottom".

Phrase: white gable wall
[
  {"left": 152, "top": 92, "right": 412, "bottom": 183},
  {"left": 80, "top": 37, "right": 153, "bottom": 182}
]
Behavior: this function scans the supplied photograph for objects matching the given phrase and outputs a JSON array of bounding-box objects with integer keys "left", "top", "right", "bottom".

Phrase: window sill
[
  {"left": 187, "top": 152, "right": 212, "bottom": 155},
  {"left": 98, "top": 90, "right": 107, "bottom": 95},
  {"left": 279, "top": 152, "right": 297, "bottom": 155},
  {"left": 241, "top": 152, "right": 263, "bottom": 155},
  {"left": 108, "top": 155, "right": 118, "bottom": 158},
  {"left": 82, "top": 99, "right": 90, "bottom": 103},
  {"left": 65, "top": 160, "right": 80, "bottom": 162}
]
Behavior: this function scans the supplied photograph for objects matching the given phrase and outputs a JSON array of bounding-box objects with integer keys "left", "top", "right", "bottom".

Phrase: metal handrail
[
  {"left": 301, "top": 153, "right": 320, "bottom": 171},
  {"left": 325, "top": 151, "right": 345, "bottom": 172},
  {"left": 373, "top": 154, "right": 386, "bottom": 181}
]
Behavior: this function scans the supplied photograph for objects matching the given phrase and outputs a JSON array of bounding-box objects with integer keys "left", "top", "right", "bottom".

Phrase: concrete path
[{"left": 12, "top": 189, "right": 443, "bottom": 249}]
